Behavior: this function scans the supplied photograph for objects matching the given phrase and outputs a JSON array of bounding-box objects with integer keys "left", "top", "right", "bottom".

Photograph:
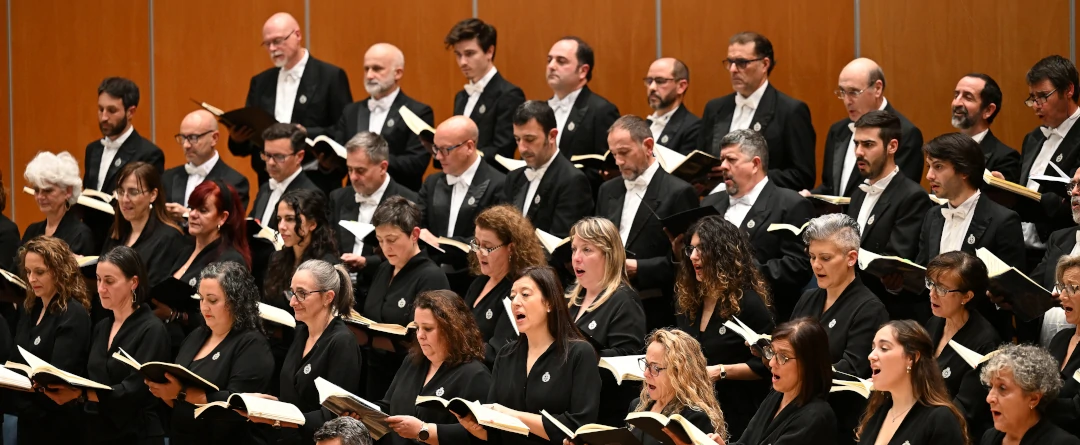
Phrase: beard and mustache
[
  {"left": 365, "top": 76, "right": 397, "bottom": 97},
  {"left": 951, "top": 105, "right": 977, "bottom": 130},
  {"left": 99, "top": 114, "right": 129, "bottom": 138},
  {"left": 648, "top": 91, "right": 677, "bottom": 111}
]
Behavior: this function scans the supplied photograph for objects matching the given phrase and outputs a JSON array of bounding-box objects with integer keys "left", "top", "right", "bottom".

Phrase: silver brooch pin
[
  {"left": 485, "top": 309, "right": 493, "bottom": 320},
  {"left": 479, "top": 104, "right": 486, "bottom": 114},
  {"left": 534, "top": 195, "right": 541, "bottom": 205},
  {"left": 1057, "top": 154, "right": 1064, "bottom": 163},
  {"left": 397, "top": 298, "right": 406, "bottom": 308},
  {"left": 303, "top": 364, "right": 311, "bottom": 375},
  {"left": 746, "top": 220, "right": 756, "bottom": 229},
  {"left": 718, "top": 326, "right": 727, "bottom": 335},
  {"left": 387, "top": 119, "right": 395, "bottom": 128},
  {"left": 660, "top": 135, "right": 669, "bottom": 144},
  {"left": 588, "top": 320, "right": 597, "bottom": 330},
  {"left": 33, "top": 336, "right": 40, "bottom": 346},
  {"left": 967, "top": 234, "right": 976, "bottom": 245},
  {"left": 468, "top": 196, "right": 476, "bottom": 206},
  {"left": 189, "top": 277, "right": 197, "bottom": 287},
  {"left": 542, "top": 372, "right": 551, "bottom": 383},
  {"left": 436, "top": 387, "right": 445, "bottom": 397},
  {"left": 299, "top": 95, "right": 307, "bottom": 104},
  {"left": 868, "top": 215, "right": 875, "bottom": 225},
  {"left": 567, "top": 122, "right": 576, "bottom": 132},
  {"left": 829, "top": 319, "right": 837, "bottom": 328},
  {"left": 941, "top": 367, "right": 951, "bottom": 379},
  {"left": 212, "top": 352, "right": 221, "bottom": 361},
  {"left": 114, "top": 158, "right": 122, "bottom": 167},
  {"left": 753, "top": 122, "right": 762, "bottom": 132}
]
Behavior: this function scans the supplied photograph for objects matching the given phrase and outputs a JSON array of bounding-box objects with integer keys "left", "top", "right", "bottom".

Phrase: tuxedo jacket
[
  {"left": 331, "top": 90, "right": 433, "bottom": 192},
  {"left": 1031, "top": 226, "right": 1079, "bottom": 290},
  {"left": 227, "top": 55, "right": 353, "bottom": 185},
  {"left": 654, "top": 104, "right": 701, "bottom": 155},
  {"left": 503, "top": 154, "right": 594, "bottom": 239},
  {"left": 82, "top": 128, "right": 165, "bottom": 194},
  {"left": 916, "top": 193, "right": 1025, "bottom": 268},
  {"left": 418, "top": 161, "right": 506, "bottom": 273},
  {"left": 248, "top": 172, "right": 323, "bottom": 229},
  {"left": 698, "top": 84, "right": 816, "bottom": 190},
  {"left": 815, "top": 103, "right": 924, "bottom": 197},
  {"left": 453, "top": 71, "right": 526, "bottom": 166},
  {"left": 847, "top": 174, "right": 933, "bottom": 260},
  {"left": 556, "top": 85, "right": 620, "bottom": 196},
  {"left": 1016, "top": 123, "right": 1080, "bottom": 241},
  {"left": 162, "top": 158, "right": 251, "bottom": 212},
  {"left": 981, "top": 129, "right": 1022, "bottom": 183},
  {"left": 595, "top": 168, "right": 698, "bottom": 291}
]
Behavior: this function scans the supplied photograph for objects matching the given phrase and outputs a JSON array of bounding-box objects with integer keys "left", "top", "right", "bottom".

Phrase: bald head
[
  {"left": 646, "top": 57, "right": 689, "bottom": 112},
  {"left": 179, "top": 109, "right": 220, "bottom": 166},
  {"left": 363, "top": 43, "right": 405, "bottom": 99},
  {"left": 432, "top": 116, "right": 480, "bottom": 176},
  {"left": 262, "top": 12, "right": 304, "bottom": 69},
  {"left": 183, "top": 110, "right": 218, "bottom": 132},
  {"left": 838, "top": 58, "right": 886, "bottom": 121},
  {"left": 435, "top": 116, "right": 480, "bottom": 142}
]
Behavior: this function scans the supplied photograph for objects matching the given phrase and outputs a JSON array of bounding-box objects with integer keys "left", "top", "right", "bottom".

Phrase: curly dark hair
[
  {"left": 17, "top": 236, "right": 90, "bottom": 313},
  {"left": 674, "top": 216, "right": 770, "bottom": 322},
  {"left": 468, "top": 205, "right": 547, "bottom": 277},
  {"left": 264, "top": 189, "right": 338, "bottom": 306},
  {"left": 408, "top": 290, "right": 485, "bottom": 366},
  {"left": 200, "top": 261, "right": 264, "bottom": 334}
]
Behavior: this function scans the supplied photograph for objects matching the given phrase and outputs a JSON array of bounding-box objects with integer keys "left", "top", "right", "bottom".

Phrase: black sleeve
[
  {"left": 916, "top": 209, "right": 934, "bottom": 266},
  {"left": 834, "top": 301, "right": 888, "bottom": 377},
  {"left": 488, "top": 87, "right": 526, "bottom": 160},
  {"left": 741, "top": 295, "right": 776, "bottom": 379},
  {"left": 207, "top": 335, "right": 275, "bottom": 403},
  {"left": 435, "top": 364, "right": 492, "bottom": 444},
  {"left": 760, "top": 198, "right": 814, "bottom": 290},
  {"left": 923, "top": 406, "right": 967, "bottom": 444},
  {"left": 596, "top": 294, "right": 646, "bottom": 358},
  {"left": 635, "top": 184, "right": 699, "bottom": 289},
  {"left": 952, "top": 363, "right": 991, "bottom": 438},
  {"left": 300, "top": 333, "right": 362, "bottom": 437},
  {"left": 995, "top": 149, "right": 1023, "bottom": 184},
  {"left": 52, "top": 306, "right": 92, "bottom": 376},
  {"left": 810, "top": 128, "right": 838, "bottom": 195},
  {"left": 541, "top": 343, "right": 601, "bottom": 445},
  {"left": 768, "top": 101, "right": 816, "bottom": 190},
  {"left": 994, "top": 210, "right": 1027, "bottom": 270},
  {"left": 95, "top": 323, "right": 171, "bottom": 430},
  {"left": 0, "top": 222, "right": 19, "bottom": 271},
  {"left": 146, "top": 146, "right": 166, "bottom": 174},
  {"left": 227, "top": 76, "right": 261, "bottom": 158},
  {"left": 305, "top": 68, "right": 354, "bottom": 138},
  {"left": 233, "top": 175, "right": 251, "bottom": 214},
  {"left": 889, "top": 190, "right": 934, "bottom": 260},
  {"left": 896, "top": 126, "right": 926, "bottom": 183},
  {"left": 68, "top": 224, "right": 98, "bottom": 257}
]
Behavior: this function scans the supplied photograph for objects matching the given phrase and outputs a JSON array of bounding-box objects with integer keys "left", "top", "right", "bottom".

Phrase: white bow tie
[
  {"left": 734, "top": 94, "right": 756, "bottom": 110},
  {"left": 102, "top": 138, "right": 122, "bottom": 151},
  {"left": 283, "top": 70, "right": 300, "bottom": 83},
  {"left": 549, "top": 97, "right": 572, "bottom": 112},
  {"left": 940, "top": 206, "right": 969, "bottom": 221},
  {"left": 185, "top": 163, "right": 211, "bottom": 177},
  {"left": 446, "top": 174, "right": 464, "bottom": 186},
  {"left": 524, "top": 167, "right": 545, "bottom": 182},
  {"left": 368, "top": 99, "right": 389, "bottom": 113},
  {"left": 464, "top": 82, "right": 484, "bottom": 96},
  {"left": 848, "top": 122, "right": 856, "bottom": 133},
  {"left": 269, "top": 178, "right": 286, "bottom": 192},
  {"left": 1041, "top": 126, "right": 1061, "bottom": 138},
  {"left": 858, "top": 182, "right": 885, "bottom": 195},
  {"left": 355, "top": 193, "right": 378, "bottom": 206},
  {"left": 729, "top": 195, "right": 752, "bottom": 207},
  {"left": 625, "top": 177, "right": 648, "bottom": 192},
  {"left": 647, "top": 113, "right": 672, "bottom": 128}
]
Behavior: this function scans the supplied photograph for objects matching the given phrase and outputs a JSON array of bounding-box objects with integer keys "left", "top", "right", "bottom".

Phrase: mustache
[{"left": 952, "top": 106, "right": 968, "bottom": 116}]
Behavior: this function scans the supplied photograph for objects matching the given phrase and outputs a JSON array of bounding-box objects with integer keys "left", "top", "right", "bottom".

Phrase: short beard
[
  {"left": 101, "top": 115, "right": 128, "bottom": 138},
  {"left": 649, "top": 92, "right": 677, "bottom": 111},
  {"left": 365, "top": 77, "right": 396, "bottom": 97},
  {"left": 951, "top": 107, "right": 975, "bottom": 130}
]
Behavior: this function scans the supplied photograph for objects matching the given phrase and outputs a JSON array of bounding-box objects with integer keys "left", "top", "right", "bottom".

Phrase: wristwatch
[
  {"left": 719, "top": 365, "right": 728, "bottom": 380},
  {"left": 418, "top": 423, "right": 430, "bottom": 441}
]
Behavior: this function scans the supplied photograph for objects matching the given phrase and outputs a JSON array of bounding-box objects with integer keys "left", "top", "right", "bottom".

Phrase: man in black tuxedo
[
  {"left": 699, "top": 32, "right": 815, "bottom": 193},
  {"left": 701, "top": 129, "right": 813, "bottom": 322},
  {"left": 418, "top": 116, "right": 506, "bottom": 295},
  {"left": 249, "top": 123, "right": 322, "bottom": 229},
  {"left": 445, "top": 18, "right": 525, "bottom": 168},
  {"left": 807, "top": 58, "right": 924, "bottom": 198},
  {"left": 845, "top": 110, "right": 934, "bottom": 320},
  {"left": 228, "top": 12, "right": 352, "bottom": 187},
  {"left": 546, "top": 36, "right": 620, "bottom": 195},
  {"left": 162, "top": 110, "right": 251, "bottom": 222},
  {"left": 645, "top": 58, "right": 700, "bottom": 156},
  {"left": 329, "top": 43, "right": 432, "bottom": 192},
  {"left": 330, "top": 132, "right": 418, "bottom": 306},
  {"left": 952, "top": 73, "right": 1021, "bottom": 182},
  {"left": 597, "top": 115, "right": 698, "bottom": 331}
]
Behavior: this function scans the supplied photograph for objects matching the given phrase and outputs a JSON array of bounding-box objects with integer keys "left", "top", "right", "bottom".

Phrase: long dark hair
[
  {"left": 773, "top": 318, "right": 832, "bottom": 407},
  {"left": 188, "top": 180, "right": 251, "bottom": 267},
  {"left": 109, "top": 162, "right": 183, "bottom": 240},
  {"left": 264, "top": 189, "right": 337, "bottom": 305},
  {"left": 502, "top": 266, "right": 584, "bottom": 362},
  {"left": 674, "top": 216, "right": 770, "bottom": 322},
  {"left": 409, "top": 290, "right": 485, "bottom": 367},
  {"left": 99, "top": 245, "right": 149, "bottom": 309}
]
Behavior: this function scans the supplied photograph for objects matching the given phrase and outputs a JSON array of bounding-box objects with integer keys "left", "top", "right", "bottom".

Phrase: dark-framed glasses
[
  {"left": 1056, "top": 283, "right": 1080, "bottom": 295},
  {"left": 468, "top": 240, "right": 505, "bottom": 256},
  {"left": 174, "top": 130, "right": 215, "bottom": 145},
  {"left": 924, "top": 277, "right": 963, "bottom": 295},
  {"left": 762, "top": 344, "right": 796, "bottom": 365},
  {"left": 429, "top": 140, "right": 470, "bottom": 157},
  {"left": 261, "top": 29, "right": 297, "bottom": 48},
  {"left": 722, "top": 57, "right": 765, "bottom": 70},
  {"left": 643, "top": 77, "right": 675, "bottom": 87},
  {"left": 284, "top": 288, "right": 329, "bottom": 302},
  {"left": 638, "top": 357, "right": 668, "bottom": 376},
  {"left": 682, "top": 245, "right": 699, "bottom": 258},
  {"left": 1025, "top": 89, "right": 1058, "bottom": 107},
  {"left": 260, "top": 151, "right": 296, "bottom": 163}
]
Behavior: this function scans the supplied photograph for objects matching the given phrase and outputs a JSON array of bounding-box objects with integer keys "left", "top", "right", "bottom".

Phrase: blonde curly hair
[{"left": 634, "top": 329, "right": 728, "bottom": 440}]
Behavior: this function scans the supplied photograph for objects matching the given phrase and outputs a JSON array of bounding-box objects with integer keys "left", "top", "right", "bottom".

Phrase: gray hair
[
  {"left": 802, "top": 213, "right": 861, "bottom": 253},
  {"left": 24, "top": 151, "right": 82, "bottom": 205},
  {"left": 296, "top": 260, "right": 355, "bottom": 317},
  {"left": 869, "top": 66, "right": 886, "bottom": 92},
  {"left": 719, "top": 129, "right": 769, "bottom": 170},
  {"left": 345, "top": 132, "right": 390, "bottom": 164},
  {"left": 607, "top": 115, "right": 653, "bottom": 145},
  {"left": 1055, "top": 254, "right": 1080, "bottom": 286},
  {"left": 980, "top": 344, "right": 1062, "bottom": 414},
  {"left": 313, "top": 416, "right": 373, "bottom": 445},
  {"left": 199, "top": 261, "right": 264, "bottom": 334}
]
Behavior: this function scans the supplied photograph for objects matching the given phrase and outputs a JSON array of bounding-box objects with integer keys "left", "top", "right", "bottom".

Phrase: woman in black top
[
  {"left": 857, "top": 320, "right": 967, "bottom": 445},
  {"left": 42, "top": 245, "right": 171, "bottom": 445},
  {"left": 565, "top": 217, "right": 645, "bottom": 426},
  {"left": 979, "top": 344, "right": 1079, "bottom": 445},
  {"left": 21, "top": 151, "right": 95, "bottom": 255},
  {"left": 362, "top": 196, "right": 448, "bottom": 398},
  {"left": 380, "top": 289, "right": 491, "bottom": 445},
  {"left": 145, "top": 261, "right": 275, "bottom": 445},
  {"left": 272, "top": 259, "right": 362, "bottom": 445},
  {"left": 1048, "top": 255, "right": 1080, "bottom": 436},
  {"left": 458, "top": 266, "right": 601, "bottom": 445},
  {"left": 12, "top": 236, "right": 92, "bottom": 445},
  {"left": 923, "top": 251, "right": 1000, "bottom": 440},
  {"left": 467, "top": 205, "right": 547, "bottom": 366},
  {"left": 673, "top": 216, "right": 774, "bottom": 439},
  {"left": 789, "top": 214, "right": 888, "bottom": 445}
]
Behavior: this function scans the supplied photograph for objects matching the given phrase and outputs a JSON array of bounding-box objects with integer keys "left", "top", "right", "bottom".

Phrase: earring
[
  {"left": 906, "top": 366, "right": 911, "bottom": 374},
  {"left": 217, "top": 224, "right": 222, "bottom": 230},
  {"left": 1030, "top": 405, "right": 1035, "bottom": 410},
  {"left": 131, "top": 289, "right": 137, "bottom": 305},
  {"left": 149, "top": 203, "right": 154, "bottom": 210}
]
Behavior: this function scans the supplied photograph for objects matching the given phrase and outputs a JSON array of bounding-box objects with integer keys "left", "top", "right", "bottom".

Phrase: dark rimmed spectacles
[
  {"left": 638, "top": 357, "right": 668, "bottom": 376},
  {"left": 284, "top": 288, "right": 329, "bottom": 302},
  {"left": 174, "top": 130, "right": 215, "bottom": 145}
]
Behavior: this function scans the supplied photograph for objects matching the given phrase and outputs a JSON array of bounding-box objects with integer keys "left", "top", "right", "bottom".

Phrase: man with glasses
[
  {"left": 644, "top": 57, "right": 700, "bottom": 155},
  {"left": 162, "top": 109, "right": 251, "bottom": 222},
  {"left": 952, "top": 73, "right": 1021, "bottom": 182},
  {"left": 806, "top": 58, "right": 923, "bottom": 198},
  {"left": 249, "top": 123, "right": 321, "bottom": 229},
  {"left": 228, "top": 12, "right": 352, "bottom": 187},
  {"left": 699, "top": 32, "right": 816, "bottom": 192},
  {"left": 418, "top": 116, "right": 506, "bottom": 295}
]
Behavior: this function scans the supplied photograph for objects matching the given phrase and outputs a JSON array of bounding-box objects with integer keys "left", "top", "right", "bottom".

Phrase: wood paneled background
[{"left": 0, "top": 0, "right": 1073, "bottom": 228}]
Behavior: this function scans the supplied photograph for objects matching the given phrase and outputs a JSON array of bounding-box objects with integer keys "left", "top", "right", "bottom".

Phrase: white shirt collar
[
  {"left": 638, "top": 160, "right": 661, "bottom": 185},
  {"left": 647, "top": 106, "right": 679, "bottom": 125},
  {"left": 866, "top": 165, "right": 899, "bottom": 188},
  {"left": 454, "top": 155, "right": 483, "bottom": 187},
  {"left": 532, "top": 149, "right": 560, "bottom": 173},
  {"left": 102, "top": 125, "right": 135, "bottom": 149},
  {"left": 950, "top": 189, "right": 981, "bottom": 212},
  {"left": 737, "top": 80, "right": 769, "bottom": 107},
  {"left": 878, "top": 97, "right": 889, "bottom": 111},
  {"left": 275, "top": 165, "right": 304, "bottom": 189},
  {"left": 970, "top": 129, "right": 989, "bottom": 144},
  {"left": 365, "top": 173, "right": 391, "bottom": 201},
  {"left": 280, "top": 50, "right": 310, "bottom": 80},
  {"left": 552, "top": 87, "right": 583, "bottom": 107},
  {"left": 1054, "top": 106, "right": 1080, "bottom": 134},
  {"left": 738, "top": 176, "right": 770, "bottom": 205},
  {"left": 470, "top": 66, "right": 499, "bottom": 89},
  {"left": 370, "top": 87, "right": 400, "bottom": 109},
  {"left": 191, "top": 150, "right": 220, "bottom": 171}
]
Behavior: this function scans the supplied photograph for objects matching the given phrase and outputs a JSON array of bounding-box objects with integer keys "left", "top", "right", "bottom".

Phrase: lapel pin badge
[
  {"left": 568, "top": 122, "right": 576, "bottom": 131},
  {"left": 534, "top": 195, "right": 541, "bottom": 205},
  {"left": 967, "top": 234, "right": 975, "bottom": 244},
  {"left": 747, "top": 220, "right": 756, "bottom": 229},
  {"left": 660, "top": 135, "right": 669, "bottom": 144},
  {"left": 114, "top": 158, "right": 122, "bottom": 167},
  {"left": 387, "top": 118, "right": 395, "bottom": 128},
  {"left": 868, "top": 215, "right": 875, "bottom": 225},
  {"left": 1057, "top": 154, "right": 1064, "bottom": 163},
  {"left": 299, "top": 94, "right": 307, "bottom": 104},
  {"left": 753, "top": 122, "right": 762, "bottom": 132},
  {"left": 468, "top": 196, "right": 476, "bottom": 206},
  {"left": 479, "top": 104, "right": 487, "bottom": 114}
]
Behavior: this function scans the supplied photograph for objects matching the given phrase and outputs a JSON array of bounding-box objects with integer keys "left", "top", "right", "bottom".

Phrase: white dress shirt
[
  {"left": 550, "top": 88, "right": 583, "bottom": 148},
  {"left": 523, "top": 150, "right": 560, "bottom": 215},
  {"left": 97, "top": 125, "right": 135, "bottom": 191},
  {"left": 1022, "top": 107, "right": 1080, "bottom": 248},
  {"left": 183, "top": 151, "right": 220, "bottom": 206},
  {"left": 274, "top": 50, "right": 310, "bottom": 124},
  {"left": 939, "top": 190, "right": 981, "bottom": 254},
  {"left": 260, "top": 167, "right": 304, "bottom": 225},
  {"left": 647, "top": 107, "right": 678, "bottom": 142},
  {"left": 970, "top": 129, "right": 989, "bottom": 144},
  {"left": 730, "top": 80, "right": 769, "bottom": 133},
  {"left": 856, "top": 166, "right": 899, "bottom": 233},
  {"left": 841, "top": 98, "right": 890, "bottom": 194},
  {"left": 367, "top": 87, "right": 400, "bottom": 133},
  {"left": 463, "top": 66, "right": 498, "bottom": 118},
  {"left": 620, "top": 161, "right": 661, "bottom": 244},
  {"left": 447, "top": 156, "right": 482, "bottom": 237},
  {"left": 725, "top": 177, "right": 769, "bottom": 228},
  {"left": 352, "top": 174, "right": 390, "bottom": 254}
]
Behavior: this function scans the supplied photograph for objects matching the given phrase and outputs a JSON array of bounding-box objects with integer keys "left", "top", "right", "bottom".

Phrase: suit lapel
[
  {"left": 291, "top": 59, "right": 317, "bottom": 123},
  {"left": 962, "top": 195, "right": 994, "bottom": 254},
  {"left": 743, "top": 182, "right": 775, "bottom": 240},
  {"left": 626, "top": 172, "right": 663, "bottom": 246},
  {"left": 530, "top": 161, "right": 562, "bottom": 219},
  {"left": 657, "top": 106, "right": 686, "bottom": 147},
  {"left": 832, "top": 126, "right": 852, "bottom": 192},
  {"left": 710, "top": 99, "right": 735, "bottom": 153},
  {"left": 861, "top": 187, "right": 896, "bottom": 242},
  {"left": 103, "top": 130, "right": 141, "bottom": 189},
  {"left": 456, "top": 177, "right": 491, "bottom": 233},
  {"left": 560, "top": 87, "right": 591, "bottom": 152},
  {"left": 605, "top": 184, "right": 626, "bottom": 227},
  {"left": 253, "top": 188, "right": 270, "bottom": 222},
  {"left": 848, "top": 190, "right": 868, "bottom": 239},
  {"left": 981, "top": 130, "right": 1000, "bottom": 162},
  {"left": 927, "top": 206, "right": 945, "bottom": 259},
  {"left": 749, "top": 85, "right": 776, "bottom": 132},
  {"left": 171, "top": 169, "right": 189, "bottom": 204},
  {"left": 1021, "top": 132, "right": 1048, "bottom": 183},
  {"left": 340, "top": 195, "right": 361, "bottom": 248},
  {"left": 383, "top": 91, "right": 410, "bottom": 134},
  {"left": 356, "top": 99, "right": 372, "bottom": 135},
  {"left": 432, "top": 176, "right": 453, "bottom": 235}
]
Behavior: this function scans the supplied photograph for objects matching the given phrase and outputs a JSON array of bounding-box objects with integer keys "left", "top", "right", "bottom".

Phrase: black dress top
[
  {"left": 735, "top": 391, "right": 836, "bottom": 445},
  {"left": 12, "top": 297, "right": 92, "bottom": 445},
  {"left": 167, "top": 239, "right": 249, "bottom": 349},
  {"left": 980, "top": 417, "right": 1080, "bottom": 445},
  {"left": 569, "top": 284, "right": 646, "bottom": 426},
  {"left": 86, "top": 304, "right": 171, "bottom": 445},
  {"left": 0, "top": 213, "right": 18, "bottom": 271},
  {"left": 487, "top": 339, "right": 601, "bottom": 445},
  {"left": 627, "top": 398, "right": 715, "bottom": 445},
  {"left": 21, "top": 209, "right": 96, "bottom": 256},
  {"left": 101, "top": 214, "right": 186, "bottom": 287},
  {"left": 169, "top": 326, "right": 275, "bottom": 445},
  {"left": 379, "top": 355, "right": 491, "bottom": 445},
  {"left": 278, "top": 318, "right": 363, "bottom": 445},
  {"left": 857, "top": 399, "right": 966, "bottom": 445},
  {"left": 1048, "top": 327, "right": 1080, "bottom": 436},
  {"left": 464, "top": 276, "right": 518, "bottom": 366},
  {"left": 675, "top": 287, "right": 774, "bottom": 439},
  {"left": 927, "top": 310, "right": 1000, "bottom": 440}
]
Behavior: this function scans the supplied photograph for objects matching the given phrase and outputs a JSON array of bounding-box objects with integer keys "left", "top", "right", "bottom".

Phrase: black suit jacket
[
  {"left": 847, "top": 173, "right": 933, "bottom": 260},
  {"left": 697, "top": 83, "right": 817, "bottom": 190},
  {"left": 453, "top": 71, "right": 526, "bottom": 166},
  {"left": 596, "top": 168, "right": 698, "bottom": 291},
  {"left": 916, "top": 193, "right": 1025, "bottom": 268},
  {"left": 1031, "top": 226, "right": 1079, "bottom": 290},
  {"left": 418, "top": 160, "right": 506, "bottom": 273},
  {"left": 654, "top": 104, "right": 701, "bottom": 155},
  {"left": 556, "top": 86, "right": 620, "bottom": 196},
  {"left": 981, "top": 130, "right": 1022, "bottom": 183},
  {"left": 248, "top": 171, "right": 323, "bottom": 229},
  {"left": 162, "top": 157, "right": 251, "bottom": 212},
  {"left": 815, "top": 103, "right": 924, "bottom": 197},
  {"left": 227, "top": 55, "right": 353, "bottom": 185},
  {"left": 82, "top": 128, "right": 165, "bottom": 194},
  {"left": 331, "top": 90, "right": 433, "bottom": 192},
  {"left": 1016, "top": 123, "right": 1080, "bottom": 241},
  {"left": 504, "top": 154, "right": 594, "bottom": 238}
]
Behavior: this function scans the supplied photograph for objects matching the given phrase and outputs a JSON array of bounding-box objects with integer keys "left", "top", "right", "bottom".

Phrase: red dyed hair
[{"left": 188, "top": 181, "right": 251, "bottom": 267}]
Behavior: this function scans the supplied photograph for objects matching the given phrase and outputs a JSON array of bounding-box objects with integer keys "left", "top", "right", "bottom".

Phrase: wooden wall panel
[
  {"left": 10, "top": 0, "right": 150, "bottom": 228},
  {"left": 662, "top": 0, "right": 855, "bottom": 187},
  {"left": 154, "top": 0, "right": 304, "bottom": 210},
  {"left": 479, "top": 0, "right": 657, "bottom": 119},
  {"left": 861, "top": 0, "right": 1070, "bottom": 184},
  {"left": 0, "top": 5, "right": 9, "bottom": 222}
]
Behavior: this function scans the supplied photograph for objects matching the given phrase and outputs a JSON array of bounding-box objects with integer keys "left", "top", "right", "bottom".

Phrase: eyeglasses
[
  {"left": 643, "top": 77, "right": 676, "bottom": 87},
  {"left": 429, "top": 140, "right": 470, "bottom": 157},
  {"left": 762, "top": 344, "right": 796, "bottom": 365},
  {"left": 682, "top": 245, "right": 699, "bottom": 258},
  {"left": 261, "top": 29, "right": 297, "bottom": 48},
  {"left": 284, "top": 288, "right": 329, "bottom": 302},
  {"left": 723, "top": 57, "right": 765, "bottom": 71},
  {"left": 925, "top": 277, "right": 963, "bottom": 295},
  {"left": 174, "top": 130, "right": 215, "bottom": 145},
  {"left": 113, "top": 188, "right": 147, "bottom": 199},
  {"left": 835, "top": 88, "right": 868, "bottom": 100},
  {"left": 1069, "top": 181, "right": 1080, "bottom": 195},
  {"left": 260, "top": 151, "right": 297, "bottom": 163},
  {"left": 1025, "top": 89, "right": 1058, "bottom": 108},
  {"left": 1056, "top": 283, "right": 1080, "bottom": 295},
  {"left": 469, "top": 240, "right": 505, "bottom": 256},
  {"left": 638, "top": 357, "right": 668, "bottom": 376}
]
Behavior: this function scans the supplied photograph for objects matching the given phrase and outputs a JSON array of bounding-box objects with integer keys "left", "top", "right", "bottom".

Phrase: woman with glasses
[
  {"left": 788, "top": 214, "right": 888, "bottom": 445},
  {"left": 673, "top": 216, "right": 774, "bottom": 439},
  {"left": 566, "top": 217, "right": 646, "bottom": 426},
  {"left": 466, "top": 205, "right": 547, "bottom": 366},
  {"left": 1047, "top": 255, "right": 1080, "bottom": 436},
  {"left": 979, "top": 344, "right": 1078, "bottom": 445},
  {"left": 21, "top": 151, "right": 96, "bottom": 256},
  {"left": 923, "top": 251, "right": 999, "bottom": 440}
]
